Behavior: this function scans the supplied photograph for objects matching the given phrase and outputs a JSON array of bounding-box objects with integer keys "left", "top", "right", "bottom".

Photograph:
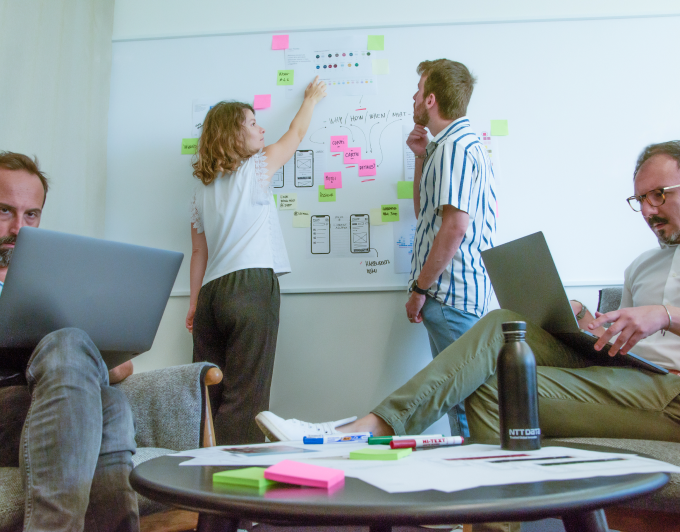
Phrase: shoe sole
[{"left": 255, "top": 412, "right": 287, "bottom": 442}]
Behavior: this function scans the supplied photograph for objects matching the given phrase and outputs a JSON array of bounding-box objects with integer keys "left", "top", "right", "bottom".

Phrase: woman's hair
[{"left": 192, "top": 101, "right": 257, "bottom": 185}]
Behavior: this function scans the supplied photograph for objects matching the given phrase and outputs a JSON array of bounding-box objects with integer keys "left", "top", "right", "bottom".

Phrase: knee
[
  {"left": 28, "top": 328, "right": 105, "bottom": 380},
  {"left": 466, "top": 375, "right": 501, "bottom": 444},
  {"left": 480, "top": 309, "right": 526, "bottom": 329}
]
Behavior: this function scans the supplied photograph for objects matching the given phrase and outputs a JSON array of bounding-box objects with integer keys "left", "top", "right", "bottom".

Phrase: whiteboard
[{"left": 106, "top": 16, "right": 680, "bottom": 294}]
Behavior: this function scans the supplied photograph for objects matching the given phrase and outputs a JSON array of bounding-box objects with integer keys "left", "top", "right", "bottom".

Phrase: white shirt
[
  {"left": 410, "top": 117, "right": 497, "bottom": 317},
  {"left": 621, "top": 243, "right": 680, "bottom": 371},
  {"left": 190, "top": 151, "right": 290, "bottom": 287}
]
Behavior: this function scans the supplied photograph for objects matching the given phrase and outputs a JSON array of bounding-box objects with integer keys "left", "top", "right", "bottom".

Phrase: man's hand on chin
[{"left": 109, "top": 360, "right": 133, "bottom": 384}]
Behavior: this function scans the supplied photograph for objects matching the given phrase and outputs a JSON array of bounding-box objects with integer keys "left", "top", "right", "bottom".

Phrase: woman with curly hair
[{"left": 187, "top": 77, "right": 326, "bottom": 444}]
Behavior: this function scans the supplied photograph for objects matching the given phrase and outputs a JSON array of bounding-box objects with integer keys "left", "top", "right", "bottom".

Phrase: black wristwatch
[{"left": 410, "top": 280, "right": 429, "bottom": 295}]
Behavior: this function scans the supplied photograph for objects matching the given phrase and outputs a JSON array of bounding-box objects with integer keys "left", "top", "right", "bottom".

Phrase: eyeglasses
[{"left": 627, "top": 184, "right": 680, "bottom": 212}]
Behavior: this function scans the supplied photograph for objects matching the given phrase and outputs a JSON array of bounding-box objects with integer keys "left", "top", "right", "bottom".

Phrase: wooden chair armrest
[{"left": 202, "top": 367, "right": 223, "bottom": 447}]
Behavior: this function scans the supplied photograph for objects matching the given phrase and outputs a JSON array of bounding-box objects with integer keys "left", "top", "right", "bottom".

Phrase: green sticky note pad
[
  {"left": 181, "top": 138, "right": 198, "bottom": 155},
  {"left": 277, "top": 70, "right": 294, "bottom": 86},
  {"left": 490, "top": 120, "right": 509, "bottom": 136},
  {"left": 350, "top": 447, "right": 412, "bottom": 461},
  {"left": 319, "top": 185, "right": 336, "bottom": 202},
  {"left": 213, "top": 467, "right": 278, "bottom": 489},
  {"left": 381, "top": 204, "right": 399, "bottom": 222},
  {"left": 367, "top": 35, "right": 384, "bottom": 50},
  {"left": 274, "top": 194, "right": 277, "bottom": 208},
  {"left": 397, "top": 181, "right": 413, "bottom": 199}
]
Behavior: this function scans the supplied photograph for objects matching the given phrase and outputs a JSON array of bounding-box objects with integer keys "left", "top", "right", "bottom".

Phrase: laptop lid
[
  {"left": 0, "top": 227, "right": 183, "bottom": 369},
  {"left": 481, "top": 231, "right": 580, "bottom": 334}
]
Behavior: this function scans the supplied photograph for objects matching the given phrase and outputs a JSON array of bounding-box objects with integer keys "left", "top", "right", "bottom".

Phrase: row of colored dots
[
  {"left": 317, "top": 63, "right": 360, "bottom": 69},
  {"left": 315, "top": 52, "right": 372, "bottom": 58}
]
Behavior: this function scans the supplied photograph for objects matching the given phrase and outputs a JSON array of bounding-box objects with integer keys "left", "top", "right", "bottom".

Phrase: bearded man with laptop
[{"left": 0, "top": 152, "right": 139, "bottom": 532}]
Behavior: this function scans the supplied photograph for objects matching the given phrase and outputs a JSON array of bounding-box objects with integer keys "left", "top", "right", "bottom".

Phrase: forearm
[
  {"left": 413, "top": 159, "right": 424, "bottom": 216},
  {"left": 416, "top": 224, "right": 465, "bottom": 289},
  {"left": 288, "top": 98, "right": 317, "bottom": 142},
  {"left": 189, "top": 249, "right": 208, "bottom": 309}
]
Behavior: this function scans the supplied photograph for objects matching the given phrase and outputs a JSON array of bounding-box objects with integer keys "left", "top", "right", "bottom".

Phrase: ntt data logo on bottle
[{"left": 508, "top": 428, "right": 541, "bottom": 439}]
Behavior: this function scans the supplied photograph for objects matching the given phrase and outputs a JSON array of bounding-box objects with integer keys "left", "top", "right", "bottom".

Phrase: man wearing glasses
[{"left": 258, "top": 139, "right": 680, "bottom": 447}]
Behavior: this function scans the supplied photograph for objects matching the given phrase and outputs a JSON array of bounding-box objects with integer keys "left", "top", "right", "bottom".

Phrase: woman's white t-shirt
[{"left": 190, "top": 151, "right": 290, "bottom": 287}]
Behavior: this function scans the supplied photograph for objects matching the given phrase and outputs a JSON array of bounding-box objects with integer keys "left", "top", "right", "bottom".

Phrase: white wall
[{"left": 114, "top": 1, "right": 676, "bottom": 435}]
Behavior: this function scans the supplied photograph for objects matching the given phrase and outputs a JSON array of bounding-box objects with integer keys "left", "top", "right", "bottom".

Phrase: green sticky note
[
  {"left": 381, "top": 204, "right": 399, "bottom": 222},
  {"left": 367, "top": 35, "right": 384, "bottom": 51},
  {"left": 372, "top": 58, "right": 389, "bottom": 75},
  {"left": 490, "top": 120, "right": 509, "bottom": 136},
  {"left": 397, "top": 181, "right": 413, "bottom": 199},
  {"left": 181, "top": 138, "right": 198, "bottom": 155},
  {"left": 213, "top": 467, "right": 279, "bottom": 489},
  {"left": 277, "top": 70, "right": 294, "bottom": 86},
  {"left": 274, "top": 194, "right": 277, "bottom": 208},
  {"left": 319, "top": 185, "right": 336, "bottom": 202},
  {"left": 350, "top": 447, "right": 412, "bottom": 461}
]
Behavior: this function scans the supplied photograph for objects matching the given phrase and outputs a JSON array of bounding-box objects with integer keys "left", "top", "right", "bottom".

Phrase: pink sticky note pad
[
  {"left": 264, "top": 460, "right": 345, "bottom": 489},
  {"left": 324, "top": 172, "right": 342, "bottom": 189},
  {"left": 344, "top": 147, "right": 361, "bottom": 164},
  {"left": 272, "top": 35, "right": 289, "bottom": 50},
  {"left": 330, "top": 135, "right": 348, "bottom": 152},
  {"left": 358, "top": 159, "right": 376, "bottom": 177},
  {"left": 253, "top": 94, "right": 271, "bottom": 110}
]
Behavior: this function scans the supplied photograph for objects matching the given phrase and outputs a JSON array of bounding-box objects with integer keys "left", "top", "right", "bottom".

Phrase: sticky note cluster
[{"left": 264, "top": 460, "right": 344, "bottom": 489}]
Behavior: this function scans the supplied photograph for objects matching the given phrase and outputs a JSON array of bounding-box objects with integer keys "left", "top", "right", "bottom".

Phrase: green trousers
[{"left": 373, "top": 309, "right": 680, "bottom": 442}]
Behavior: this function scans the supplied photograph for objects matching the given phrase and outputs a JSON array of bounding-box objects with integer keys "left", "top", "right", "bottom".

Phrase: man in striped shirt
[{"left": 405, "top": 60, "right": 497, "bottom": 437}]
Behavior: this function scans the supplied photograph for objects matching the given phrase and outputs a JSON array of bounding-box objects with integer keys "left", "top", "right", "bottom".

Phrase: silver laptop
[
  {"left": 0, "top": 227, "right": 183, "bottom": 369},
  {"left": 481, "top": 231, "right": 668, "bottom": 375}
]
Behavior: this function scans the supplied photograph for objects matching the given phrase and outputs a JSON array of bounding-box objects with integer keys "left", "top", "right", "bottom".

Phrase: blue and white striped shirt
[
  {"left": 0, "top": 281, "right": 3, "bottom": 297},
  {"left": 409, "top": 117, "right": 497, "bottom": 317}
]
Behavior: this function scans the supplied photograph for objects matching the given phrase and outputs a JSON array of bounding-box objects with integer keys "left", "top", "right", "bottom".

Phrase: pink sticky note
[
  {"left": 344, "top": 147, "right": 361, "bottom": 164},
  {"left": 264, "top": 460, "right": 345, "bottom": 489},
  {"left": 330, "top": 135, "right": 348, "bottom": 153},
  {"left": 358, "top": 159, "right": 376, "bottom": 177},
  {"left": 272, "top": 35, "right": 289, "bottom": 50},
  {"left": 324, "top": 172, "right": 342, "bottom": 189},
  {"left": 253, "top": 94, "right": 271, "bottom": 110}
]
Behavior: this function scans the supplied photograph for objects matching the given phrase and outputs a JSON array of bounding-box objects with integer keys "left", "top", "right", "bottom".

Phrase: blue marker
[{"left": 303, "top": 432, "right": 372, "bottom": 444}]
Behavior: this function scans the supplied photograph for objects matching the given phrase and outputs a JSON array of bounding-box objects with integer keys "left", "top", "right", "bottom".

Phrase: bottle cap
[{"left": 502, "top": 321, "right": 526, "bottom": 332}]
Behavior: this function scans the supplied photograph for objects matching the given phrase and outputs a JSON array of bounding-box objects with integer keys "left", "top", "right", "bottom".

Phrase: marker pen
[
  {"left": 368, "top": 434, "right": 444, "bottom": 445},
  {"left": 390, "top": 436, "right": 464, "bottom": 449},
  {"left": 303, "top": 432, "right": 372, "bottom": 444}
]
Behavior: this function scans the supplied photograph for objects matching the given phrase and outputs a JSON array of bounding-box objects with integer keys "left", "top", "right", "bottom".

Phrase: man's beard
[
  {"left": 413, "top": 100, "right": 429, "bottom": 127},
  {"left": 647, "top": 215, "right": 680, "bottom": 245},
  {"left": 0, "top": 236, "right": 15, "bottom": 268}
]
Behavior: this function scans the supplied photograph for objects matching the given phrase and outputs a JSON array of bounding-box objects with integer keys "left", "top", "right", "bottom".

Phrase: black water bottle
[{"left": 497, "top": 321, "right": 541, "bottom": 450}]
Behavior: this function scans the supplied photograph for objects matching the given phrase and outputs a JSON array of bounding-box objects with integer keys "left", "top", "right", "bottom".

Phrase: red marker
[{"left": 391, "top": 436, "right": 464, "bottom": 449}]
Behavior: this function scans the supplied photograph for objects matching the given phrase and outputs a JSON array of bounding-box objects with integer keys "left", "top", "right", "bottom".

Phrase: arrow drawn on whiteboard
[
  {"left": 368, "top": 122, "right": 380, "bottom": 153},
  {"left": 369, "top": 248, "right": 379, "bottom": 257},
  {"left": 377, "top": 119, "right": 402, "bottom": 167},
  {"left": 339, "top": 125, "right": 354, "bottom": 143},
  {"left": 350, "top": 124, "right": 366, "bottom": 149},
  {"left": 309, "top": 126, "right": 326, "bottom": 144}
]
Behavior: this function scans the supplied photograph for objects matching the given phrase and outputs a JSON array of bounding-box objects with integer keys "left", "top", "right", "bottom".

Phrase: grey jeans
[{"left": 1, "top": 328, "right": 139, "bottom": 532}]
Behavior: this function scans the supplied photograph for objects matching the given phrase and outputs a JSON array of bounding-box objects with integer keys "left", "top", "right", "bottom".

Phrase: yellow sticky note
[
  {"left": 370, "top": 207, "right": 386, "bottom": 226},
  {"left": 277, "top": 70, "right": 294, "bottom": 86},
  {"left": 279, "top": 193, "right": 297, "bottom": 210},
  {"left": 372, "top": 59, "right": 389, "bottom": 75},
  {"left": 490, "top": 120, "right": 509, "bottom": 136},
  {"left": 181, "top": 138, "right": 198, "bottom": 155},
  {"left": 292, "top": 210, "right": 311, "bottom": 228},
  {"left": 318, "top": 185, "right": 336, "bottom": 202},
  {"left": 367, "top": 35, "right": 384, "bottom": 51},
  {"left": 397, "top": 181, "right": 413, "bottom": 199},
  {"left": 381, "top": 204, "right": 399, "bottom": 222}
]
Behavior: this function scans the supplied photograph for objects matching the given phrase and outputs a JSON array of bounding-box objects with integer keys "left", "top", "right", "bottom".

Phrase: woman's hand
[
  {"left": 186, "top": 305, "right": 196, "bottom": 333},
  {"left": 304, "top": 76, "right": 327, "bottom": 104}
]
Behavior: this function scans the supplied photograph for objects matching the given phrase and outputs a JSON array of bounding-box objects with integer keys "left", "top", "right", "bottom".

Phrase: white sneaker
[{"left": 255, "top": 411, "right": 357, "bottom": 442}]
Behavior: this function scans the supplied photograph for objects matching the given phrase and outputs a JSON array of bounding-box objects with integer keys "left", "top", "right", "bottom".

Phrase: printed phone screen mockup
[
  {"left": 272, "top": 167, "right": 284, "bottom": 188},
  {"left": 295, "top": 150, "right": 314, "bottom": 187},
  {"left": 311, "top": 215, "right": 330, "bottom": 254},
  {"left": 350, "top": 214, "right": 370, "bottom": 253}
]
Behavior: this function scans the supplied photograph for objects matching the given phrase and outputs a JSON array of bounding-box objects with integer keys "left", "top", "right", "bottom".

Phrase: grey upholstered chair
[
  {"left": 548, "top": 287, "right": 680, "bottom": 532},
  {"left": 0, "top": 362, "right": 222, "bottom": 532}
]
